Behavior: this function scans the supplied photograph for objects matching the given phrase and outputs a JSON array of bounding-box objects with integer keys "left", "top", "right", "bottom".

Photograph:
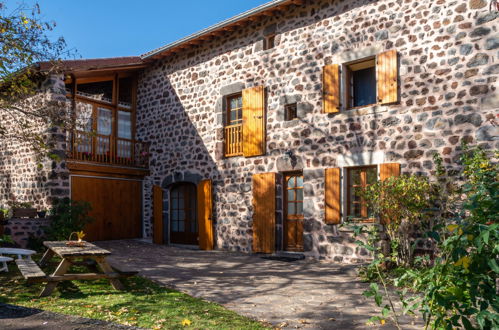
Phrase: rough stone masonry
[{"left": 136, "top": 0, "right": 498, "bottom": 261}]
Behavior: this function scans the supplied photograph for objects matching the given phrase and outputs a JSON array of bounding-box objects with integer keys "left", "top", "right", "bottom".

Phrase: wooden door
[
  {"left": 252, "top": 173, "right": 276, "bottom": 253},
  {"left": 71, "top": 176, "right": 142, "bottom": 241},
  {"left": 170, "top": 183, "right": 198, "bottom": 245},
  {"left": 197, "top": 179, "right": 214, "bottom": 250},
  {"left": 284, "top": 172, "right": 304, "bottom": 251}
]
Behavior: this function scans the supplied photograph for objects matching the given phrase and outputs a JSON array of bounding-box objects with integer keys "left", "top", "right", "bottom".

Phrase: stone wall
[
  {"left": 136, "top": 0, "right": 498, "bottom": 261},
  {"left": 0, "top": 75, "right": 70, "bottom": 211},
  {"left": 2, "top": 218, "right": 51, "bottom": 248}
]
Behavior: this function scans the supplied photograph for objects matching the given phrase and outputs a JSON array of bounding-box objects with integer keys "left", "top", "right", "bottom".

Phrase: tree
[{"left": 0, "top": 1, "right": 71, "bottom": 157}]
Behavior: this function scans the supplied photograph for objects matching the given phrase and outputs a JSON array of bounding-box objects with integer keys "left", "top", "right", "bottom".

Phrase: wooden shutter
[
  {"left": 325, "top": 168, "right": 341, "bottom": 224},
  {"left": 379, "top": 163, "right": 401, "bottom": 224},
  {"left": 242, "top": 86, "right": 266, "bottom": 157},
  {"left": 380, "top": 163, "right": 401, "bottom": 181},
  {"left": 197, "top": 179, "right": 214, "bottom": 250},
  {"left": 252, "top": 173, "right": 276, "bottom": 253},
  {"left": 153, "top": 185, "right": 163, "bottom": 244},
  {"left": 323, "top": 64, "right": 340, "bottom": 113},
  {"left": 377, "top": 49, "right": 399, "bottom": 105}
]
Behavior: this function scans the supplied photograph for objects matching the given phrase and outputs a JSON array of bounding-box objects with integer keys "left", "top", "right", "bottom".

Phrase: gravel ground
[{"left": 0, "top": 304, "right": 142, "bottom": 330}]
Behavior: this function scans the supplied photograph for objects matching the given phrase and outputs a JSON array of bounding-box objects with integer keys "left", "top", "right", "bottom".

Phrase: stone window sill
[
  {"left": 338, "top": 222, "right": 383, "bottom": 233},
  {"left": 329, "top": 104, "right": 389, "bottom": 119}
]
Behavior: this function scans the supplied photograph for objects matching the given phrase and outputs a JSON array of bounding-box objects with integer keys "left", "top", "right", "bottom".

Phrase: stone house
[{"left": 1, "top": 0, "right": 498, "bottom": 261}]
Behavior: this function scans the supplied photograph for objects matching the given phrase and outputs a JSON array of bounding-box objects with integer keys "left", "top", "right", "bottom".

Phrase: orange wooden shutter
[
  {"left": 323, "top": 64, "right": 340, "bottom": 113},
  {"left": 377, "top": 49, "right": 399, "bottom": 105},
  {"left": 379, "top": 163, "right": 401, "bottom": 224},
  {"left": 153, "top": 185, "right": 163, "bottom": 244},
  {"left": 197, "top": 179, "right": 214, "bottom": 250},
  {"left": 380, "top": 163, "right": 401, "bottom": 181},
  {"left": 252, "top": 173, "right": 276, "bottom": 253},
  {"left": 325, "top": 168, "right": 341, "bottom": 224},
  {"left": 242, "top": 86, "right": 266, "bottom": 157}
]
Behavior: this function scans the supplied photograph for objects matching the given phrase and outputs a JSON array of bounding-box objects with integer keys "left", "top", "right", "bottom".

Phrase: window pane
[
  {"left": 296, "top": 189, "right": 303, "bottom": 202},
  {"left": 230, "top": 110, "right": 236, "bottom": 122},
  {"left": 296, "top": 202, "right": 303, "bottom": 215},
  {"left": 118, "top": 111, "right": 132, "bottom": 139},
  {"left": 352, "top": 66, "right": 376, "bottom": 107},
  {"left": 172, "top": 210, "right": 178, "bottom": 221},
  {"left": 288, "top": 202, "right": 295, "bottom": 215},
  {"left": 118, "top": 77, "right": 133, "bottom": 108},
  {"left": 353, "top": 203, "right": 361, "bottom": 218},
  {"left": 350, "top": 170, "right": 361, "bottom": 185},
  {"left": 288, "top": 177, "right": 295, "bottom": 187},
  {"left": 97, "top": 108, "right": 112, "bottom": 135},
  {"left": 172, "top": 220, "right": 178, "bottom": 232},
  {"left": 179, "top": 210, "right": 185, "bottom": 220},
  {"left": 287, "top": 190, "right": 295, "bottom": 201},
  {"left": 237, "top": 96, "right": 242, "bottom": 108},
  {"left": 172, "top": 198, "right": 178, "bottom": 209},
  {"left": 178, "top": 221, "right": 184, "bottom": 232},
  {"left": 297, "top": 176, "right": 303, "bottom": 187},
  {"left": 237, "top": 109, "right": 242, "bottom": 120},
  {"left": 76, "top": 102, "right": 93, "bottom": 132},
  {"left": 367, "top": 167, "right": 377, "bottom": 184},
  {"left": 352, "top": 187, "right": 361, "bottom": 202},
  {"left": 230, "top": 98, "right": 238, "bottom": 109}
]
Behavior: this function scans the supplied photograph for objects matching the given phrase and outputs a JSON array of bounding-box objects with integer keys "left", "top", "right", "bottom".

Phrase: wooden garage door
[{"left": 71, "top": 176, "right": 142, "bottom": 241}]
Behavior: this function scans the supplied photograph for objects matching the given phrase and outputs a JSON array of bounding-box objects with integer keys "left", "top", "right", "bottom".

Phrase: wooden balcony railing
[
  {"left": 68, "top": 131, "right": 149, "bottom": 168},
  {"left": 224, "top": 124, "right": 243, "bottom": 157}
]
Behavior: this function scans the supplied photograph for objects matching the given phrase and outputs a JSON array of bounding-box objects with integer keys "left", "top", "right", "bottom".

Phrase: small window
[
  {"left": 347, "top": 166, "right": 377, "bottom": 222},
  {"left": 284, "top": 103, "right": 297, "bottom": 121},
  {"left": 226, "top": 93, "right": 243, "bottom": 126},
  {"left": 263, "top": 34, "right": 276, "bottom": 50},
  {"left": 346, "top": 58, "right": 376, "bottom": 109}
]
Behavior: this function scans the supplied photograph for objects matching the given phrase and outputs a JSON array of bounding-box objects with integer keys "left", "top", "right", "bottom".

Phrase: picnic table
[{"left": 15, "top": 241, "right": 136, "bottom": 297}]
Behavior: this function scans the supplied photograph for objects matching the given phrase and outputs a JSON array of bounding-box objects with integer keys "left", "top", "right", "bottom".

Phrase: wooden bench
[{"left": 15, "top": 259, "right": 47, "bottom": 283}]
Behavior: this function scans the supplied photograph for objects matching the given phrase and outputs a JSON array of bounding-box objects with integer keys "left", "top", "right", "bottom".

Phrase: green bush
[
  {"left": 357, "top": 147, "right": 499, "bottom": 329},
  {"left": 43, "top": 198, "right": 94, "bottom": 241}
]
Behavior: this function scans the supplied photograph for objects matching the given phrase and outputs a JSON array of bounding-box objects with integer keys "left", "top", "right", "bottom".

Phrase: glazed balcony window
[{"left": 67, "top": 75, "right": 148, "bottom": 168}]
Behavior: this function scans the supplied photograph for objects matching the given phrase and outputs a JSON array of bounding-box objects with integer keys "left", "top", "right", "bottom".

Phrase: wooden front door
[
  {"left": 71, "top": 176, "right": 142, "bottom": 241},
  {"left": 170, "top": 183, "right": 198, "bottom": 245},
  {"left": 284, "top": 172, "right": 304, "bottom": 251}
]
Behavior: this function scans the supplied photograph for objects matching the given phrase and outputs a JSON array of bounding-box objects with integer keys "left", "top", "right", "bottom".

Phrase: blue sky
[{"left": 5, "top": 0, "right": 270, "bottom": 59}]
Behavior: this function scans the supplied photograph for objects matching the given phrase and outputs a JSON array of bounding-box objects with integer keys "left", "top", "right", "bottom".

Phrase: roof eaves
[{"left": 141, "top": 0, "right": 291, "bottom": 60}]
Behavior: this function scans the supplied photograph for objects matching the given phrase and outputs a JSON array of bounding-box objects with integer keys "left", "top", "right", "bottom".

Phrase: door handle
[{"left": 254, "top": 115, "right": 263, "bottom": 119}]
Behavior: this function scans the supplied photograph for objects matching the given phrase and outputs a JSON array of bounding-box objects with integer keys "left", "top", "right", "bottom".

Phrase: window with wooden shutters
[
  {"left": 323, "top": 64, "right": 340, "bottom": 113},
  {"left": 242, "top": 86, "right": 266, "bottom": 157}
]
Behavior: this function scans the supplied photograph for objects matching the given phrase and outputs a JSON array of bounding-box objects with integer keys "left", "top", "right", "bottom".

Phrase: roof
[
  {"left": 141, "top": 0, "right": 302, "bottom": 60},
  {"left": 37, "top": 56, "right": 145, "bottom": 73}
]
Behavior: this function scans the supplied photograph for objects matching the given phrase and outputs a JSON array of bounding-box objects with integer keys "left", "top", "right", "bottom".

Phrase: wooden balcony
[
  {"left": 68, "top": 131, "right": 149, "bottom": 168},
  {"left": 224, "top": 124, "right": 243, "bottom": 157}
]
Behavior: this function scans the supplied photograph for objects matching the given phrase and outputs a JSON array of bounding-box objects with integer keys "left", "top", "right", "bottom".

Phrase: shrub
[
  {"left": 43, "top": 198, "right": 94, "bottom": 241},
  {"left": 357, "top": 147, "right": 498, "bottom": 329}
]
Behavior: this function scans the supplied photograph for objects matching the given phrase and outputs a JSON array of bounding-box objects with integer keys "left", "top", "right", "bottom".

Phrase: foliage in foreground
[
  {"left": 28, "top": 198, "right": 94, "bottom": 251},
  {"left": 0, "top": 1, "right": 72, "bottom": 158},
  {"left": 356, "top": 147, "right": 498, "bottom": 329},
  {"left": 0, "top": 261, "right": 267, "bottom": 330}
]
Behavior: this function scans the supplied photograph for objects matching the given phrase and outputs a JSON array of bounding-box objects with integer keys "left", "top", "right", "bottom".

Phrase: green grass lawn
[{"left": 0, "top": 258, "right": 268, "bottom": 330}]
